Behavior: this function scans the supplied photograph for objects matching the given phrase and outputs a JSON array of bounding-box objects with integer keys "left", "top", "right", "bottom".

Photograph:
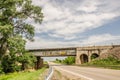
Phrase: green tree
[
  {"left": 1, "top": 55, "right": 19, "bottom": 73},
  {"left": 63, "top": 56, "right": 75, "bottom": 65},
  {"left": 0, "top": 0, "right": 43, "bottom": 73},
  {"left": 0, "top": 0, "right": 43, "bottom": 58},
  {"left": 18, "top": 52, "right": 37, "bottom": 70},
  {"left": 1, "top": 36, "right": 37, "bottom": 73}
]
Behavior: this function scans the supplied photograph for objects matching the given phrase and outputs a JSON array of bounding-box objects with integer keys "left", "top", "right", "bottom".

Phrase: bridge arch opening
[
  {"left": 91, "top": 53, "right": 99, "bottom": 60},
  {"left": 80, "top": 54, "right": 88, "bottom": 64}
]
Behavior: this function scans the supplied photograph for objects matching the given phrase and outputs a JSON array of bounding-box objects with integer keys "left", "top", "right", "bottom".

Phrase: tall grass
[
  {"left": 84, "top": 57, "right": 120, "bottom": 69},
  {"left": 88, "top": 57, "right": 120, "bottom": 65},
  {"left": 0, "top": 68, "right": 46, "bottom": 80}
]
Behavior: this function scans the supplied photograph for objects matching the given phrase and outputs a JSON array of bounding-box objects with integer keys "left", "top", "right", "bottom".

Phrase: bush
[
  {"left": 63, "top": 56, "right": 75, "bottom": 65},
  {"left": 18, "top": 52, "right": 37, "bottom": 70},
  {"left": 0, "top": 64, "right": 4, "bottom": 74},
  {"left": 55, "top": 58, "right": 61, "bottom": 63},
  {"left": 88, "top": 57, "right": 120, "bottom": 66},
  {"left": 1, "top": 55, "right": 21, "bottom": 73},
  {"left": 1, "top": 52, "right": 37, "bottom": 73},
  {"left": 55, "top": 57, "right": 75, "bottom": 65}
]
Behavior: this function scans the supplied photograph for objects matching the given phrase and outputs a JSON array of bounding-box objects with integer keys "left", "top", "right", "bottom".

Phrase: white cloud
[
  {"left": 43, "top": 4, "right": 63, "bottom": 21},
  {"left": 32, "top": 0, "right": 120, "bottom": 36},
  {"left": 26, "top": 0, "right": 120, "bottom": 48},
  {"left": 32, "top": 0, "right": 49, "bottom": 7},
  {"left": 26, "top": 37, "right": 78, "bottom": 49},
  {"left": 76, "top": 0, "right": 99, "bottom": 12},
  {"left": 26, "top": 34, "right": 120, "bottom": 49},
  {"left": 82, "top": 34, "right": 120, "bottom": 45}
]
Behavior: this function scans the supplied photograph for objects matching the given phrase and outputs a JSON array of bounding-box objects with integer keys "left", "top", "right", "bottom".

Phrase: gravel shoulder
[
  {"left": 51, "top": 69, "right": 85, "bottom": 80},
  {"left": 39, "top": 68, "right": 49, "bottom": 80}
]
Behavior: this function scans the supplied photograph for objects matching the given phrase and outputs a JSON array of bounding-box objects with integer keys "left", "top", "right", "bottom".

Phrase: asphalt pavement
[{"left": 48, "top": 62, "right": 120, "bottom": 80}]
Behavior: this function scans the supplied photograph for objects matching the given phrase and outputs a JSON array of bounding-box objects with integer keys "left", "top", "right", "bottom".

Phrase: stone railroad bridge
[{"left": 29, "top": 45, "right": 120, "bottom": 69}]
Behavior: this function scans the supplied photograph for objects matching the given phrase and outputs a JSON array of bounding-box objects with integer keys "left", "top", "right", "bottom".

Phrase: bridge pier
[
  {"left": 35, "top": 56, "right": 43, "bottom": 69},
  {"left": 75, "top": 48, "right": 89, "bottom": 64},
  {"left": 88, "top": 50, "right": 91, "bottom": 62},
  {"left": 75, "top": 48, "right": 108, "bottom": 64},
  {"left": 75, "top": 48, "right": 82, "bottom": 64}
]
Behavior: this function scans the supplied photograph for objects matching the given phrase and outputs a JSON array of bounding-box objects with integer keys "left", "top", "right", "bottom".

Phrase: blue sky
[{"left": 26, "top": 0, "right": 120, "bottom": 49}]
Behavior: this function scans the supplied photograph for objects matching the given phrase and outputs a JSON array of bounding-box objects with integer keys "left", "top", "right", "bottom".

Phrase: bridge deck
[{"left": 28, "top": 45, "right": 120, "bottom": 57}]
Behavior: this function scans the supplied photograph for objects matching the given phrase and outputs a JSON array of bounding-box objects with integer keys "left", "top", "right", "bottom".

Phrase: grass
[
  {"left": 53, "top": 61, "right": 61, "bottom": 64},
  {"left": 0, "top": 68, "right": 46, "bottom": 80},
  {"left": 44, "top": 61, "right": 48, "bottom": 64},
  {"left": 80, "top": 64, "right": 120, "bottom": 70},
  {"left": 81, "top": 57, "right": 120, "bottom": 70}
]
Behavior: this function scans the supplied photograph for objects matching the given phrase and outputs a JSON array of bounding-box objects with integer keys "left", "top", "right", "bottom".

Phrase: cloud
[
  {"left": 26, "top": 37, "right": 79, "bottom": 49},
  {"left": 32, "top": 0, "right": 120, "bottom": 36},
  {"left": 76, "top": 0, "right": 99, "bottom": 12},
  {"left": 26, "top": 0, "right": 120, "bottom": 48},
  {"left": 82, "top": 34, "right": 120, "bottom": 45},
  {"left": 26, "top": 34, "right": 120, "bottom": 49}
]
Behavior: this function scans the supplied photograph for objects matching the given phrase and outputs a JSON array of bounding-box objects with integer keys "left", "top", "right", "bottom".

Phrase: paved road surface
[{"left": 48, "top": 62, "right": 120, "bottom": 80}]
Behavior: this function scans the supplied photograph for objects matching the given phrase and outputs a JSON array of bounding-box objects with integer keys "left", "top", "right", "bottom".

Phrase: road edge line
[{"left": 54, "top": 66, "right": 94, "bottom": 80}]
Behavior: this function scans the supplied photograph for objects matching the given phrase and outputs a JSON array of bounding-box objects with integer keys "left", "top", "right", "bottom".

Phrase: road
[{"left": 48, "top": 62, "right": 120, "bottom": 80}]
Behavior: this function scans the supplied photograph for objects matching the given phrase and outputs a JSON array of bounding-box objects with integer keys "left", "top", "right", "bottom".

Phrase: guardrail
[{"left": 45, "top": 66, "right": 53, "bottom": 80}]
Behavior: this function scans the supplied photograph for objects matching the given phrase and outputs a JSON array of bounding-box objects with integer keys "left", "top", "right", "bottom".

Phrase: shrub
[
  {"left": 88, "top": 57, "right": 120, "bottom": 66},
  {"left": 63, "top": 56, "right": 75, "bottom": 65},
  {"left": 0, "top": 64, "right": 4, "bottom": 74}
]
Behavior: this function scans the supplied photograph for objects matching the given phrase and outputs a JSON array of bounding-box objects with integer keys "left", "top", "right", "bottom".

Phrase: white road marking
[{"left": 54, "top": 66, "right": 94, "bottom": 80}]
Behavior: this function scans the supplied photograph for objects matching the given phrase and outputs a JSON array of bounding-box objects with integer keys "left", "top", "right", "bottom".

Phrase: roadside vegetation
[
  {"left": 83, "top": 47, "right": 120, "bottom": 69},
  {"left": 0, "top": 68, "right": 46, "bottom": 80},
  {"left": 55, "top": 56, "right": 75, "bottom": 65},
  {"left": 0, "top": 52, "right": 37, "bottom": 74},
  {"left": 0, "top": 0, "right": 43, "bottom": 74},
  {"left": 83, "top": 57, "right": 120, "bottom": 69}
]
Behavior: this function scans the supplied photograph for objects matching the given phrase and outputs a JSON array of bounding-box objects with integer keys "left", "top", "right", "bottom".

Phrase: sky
[{"left": 26, "top": 0, "right": 120, "bottom": 49}]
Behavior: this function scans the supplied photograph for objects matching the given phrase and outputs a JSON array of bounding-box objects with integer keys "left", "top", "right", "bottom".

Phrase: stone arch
[
  {"left": 80, "top": 54, "right": 88, "bottom": 64},
  {"left": 91, "top": 53, "right": 99, "bottom": 60}
]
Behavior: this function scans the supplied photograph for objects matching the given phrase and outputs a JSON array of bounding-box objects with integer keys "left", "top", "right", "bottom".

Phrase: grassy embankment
[
  {"left": 54, "top": 57, "right": 120, "bottom": 70},
  {"left": 81, "top": 57, "right": 120, "bottom": 70},
  {"left": 0, "top": 67, "right": 46, "bottom": 80}
]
